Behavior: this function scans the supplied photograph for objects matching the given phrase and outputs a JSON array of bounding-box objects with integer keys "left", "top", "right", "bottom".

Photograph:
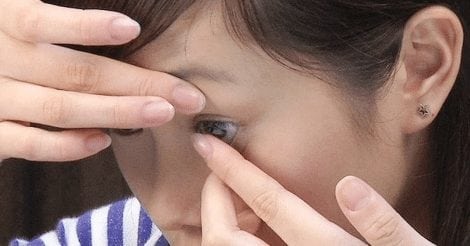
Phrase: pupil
[
  {"left": 197, "top": 121, "right": 228, "bottom": 139},
  {"left": 210, "top": 126, "right": 226, "bottom": 137}
]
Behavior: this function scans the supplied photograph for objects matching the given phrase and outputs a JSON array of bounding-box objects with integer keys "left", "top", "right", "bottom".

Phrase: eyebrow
[{"left": 166, "top": 65, "right": 237, "bottom": 84}]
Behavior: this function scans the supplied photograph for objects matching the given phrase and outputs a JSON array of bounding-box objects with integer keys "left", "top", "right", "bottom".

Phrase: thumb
[{"left": 335, "top": 176, "right": 434, "bottom": 246}]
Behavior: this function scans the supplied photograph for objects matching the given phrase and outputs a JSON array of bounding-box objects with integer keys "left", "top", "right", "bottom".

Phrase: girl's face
[{"left": 112, "top": 4, "right": 432, "bottom": 245}]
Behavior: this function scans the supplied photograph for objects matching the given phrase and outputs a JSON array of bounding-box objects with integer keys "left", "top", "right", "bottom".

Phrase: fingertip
[
  {"left": 336, "top": 176, "right": 371, "bottom": 212},
  {"left": 172, "top": 85, "right": 206, "bottom": 114},
  {"left": 192, "top": 134, "right": 213, "bottom": 159},
  {"left": 172, "top": 84, "right": 206, "bottom": 114},
  {"left": 85, "top": 132, "right": 112, "bottom": 152},
  {"left": 109, "top": 15, "right": 141, "bottom": 42},
  {"left": 192, "top": 134, "right": 241, "bottom": 160}
]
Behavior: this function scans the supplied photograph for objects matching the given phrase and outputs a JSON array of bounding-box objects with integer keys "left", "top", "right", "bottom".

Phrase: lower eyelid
[{"left": 230, "top": 131, "right": 247, "bottom": 152}]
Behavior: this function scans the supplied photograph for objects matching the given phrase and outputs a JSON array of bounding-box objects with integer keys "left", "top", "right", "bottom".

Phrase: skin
[
  {"left": 0, "top": 0, "right": 205, "bottom": 162},
  {"left": 112, "top": 3, "right": 463, "bottom": 245},
  {"left": 0, "top": 0, "right": 461, "bottom": 245}
]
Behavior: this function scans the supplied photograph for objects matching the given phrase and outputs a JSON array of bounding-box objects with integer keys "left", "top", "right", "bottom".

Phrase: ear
[{"left": 397, "top": 6, "right": 464, "bottom": 134}]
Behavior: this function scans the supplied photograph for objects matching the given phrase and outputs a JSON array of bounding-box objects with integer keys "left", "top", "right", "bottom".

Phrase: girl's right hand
[{"left": 0, "top": 0, "right": 205, "bottom": 162}]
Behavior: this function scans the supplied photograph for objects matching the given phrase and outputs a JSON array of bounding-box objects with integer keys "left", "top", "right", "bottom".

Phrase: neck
[
  {"left": 398, "top": 132, "right": 436, "bottom": 241},
  {"left": 398, "top": 173, "right": 436, "bottom": 240}
]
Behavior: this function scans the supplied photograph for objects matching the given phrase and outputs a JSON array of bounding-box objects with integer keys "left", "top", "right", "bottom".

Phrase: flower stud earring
[{"left": 417, "top": 104, "right": 431, "bottom": 119}]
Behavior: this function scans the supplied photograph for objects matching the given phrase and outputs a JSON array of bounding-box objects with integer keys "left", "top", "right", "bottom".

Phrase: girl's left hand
[{"left": 192, "top": 134, "right": 434, "bottom": 246}]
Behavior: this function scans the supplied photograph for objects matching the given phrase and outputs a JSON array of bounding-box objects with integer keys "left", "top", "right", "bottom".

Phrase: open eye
[{"left": 194, "top": 120, "right": 239, "bottom": 144}]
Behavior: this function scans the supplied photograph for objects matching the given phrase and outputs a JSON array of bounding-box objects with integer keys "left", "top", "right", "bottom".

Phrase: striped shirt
[{"left": 10, "top": 197, "right": 169, "bottom": 246}]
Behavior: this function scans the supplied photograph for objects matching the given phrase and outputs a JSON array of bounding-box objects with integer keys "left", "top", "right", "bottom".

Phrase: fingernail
[
  {"left": 172, "top": 85, "right": 206, "bottom": 114},
  {"left": 192, "top": 134, "right": 213, "bottom": 159},
  {"left": 109, "top": 17, "right": 141, "bottom": 40},
  {"left": 339, "top": 177, "right": 371, "bottom": 212},
  {"left": 142, "top": 101, "right": 175, "bottom": 125},
  {"left": 86, "top": 134, "right": 112, "bottom": 151}
]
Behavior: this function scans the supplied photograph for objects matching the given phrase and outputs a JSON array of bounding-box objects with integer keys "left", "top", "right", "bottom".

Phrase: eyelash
[
  {"left": 112, "top": 117, "right": 240, "bottom": 144},
  {"left": 112, "top": 128, "right": 143, "bottom": 136}
]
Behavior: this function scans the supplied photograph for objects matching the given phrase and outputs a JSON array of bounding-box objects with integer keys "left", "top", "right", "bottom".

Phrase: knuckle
[
  {"left": 365, "top": 212, "right": 403, "bottom": 245},
  {"left": 137, "top": 76, "right": 158, "bottom": 96},
  {"left": 112, "top": 104, "right": 121, "bottom": 128},
  {"left": 42, "top": 95, "right": 69, "bottom": 126},
  {"left": 111, "top": 103, "right": 128, "bottom": 128},
  {"left": 135, "top": 72, "right": 176, "bottom": 96},
  {"left": 250, "top": 185, "right": 282, "bottom": 224},
  {"left": 77, "top": 10, "right": 95, "bottom": 45},
  {"left": 65, "top": 60, "right": 100, "bottom": 92},
  {"left": 15, "top": 1, "right": 42, "bottom": 41}
]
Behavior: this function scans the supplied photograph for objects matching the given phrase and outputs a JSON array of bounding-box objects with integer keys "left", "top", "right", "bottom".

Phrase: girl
[{"left": 7, "top": 0, "right": 470, "bottom": 245}]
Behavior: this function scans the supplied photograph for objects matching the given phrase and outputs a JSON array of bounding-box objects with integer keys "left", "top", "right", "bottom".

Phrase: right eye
[{"left": 194, "top": 120, "right": 239, "bottom": 144}]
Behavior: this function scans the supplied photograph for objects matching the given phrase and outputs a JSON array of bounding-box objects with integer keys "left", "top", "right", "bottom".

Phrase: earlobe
[{"left": 398, "top": 6, "right": 463, "bottom": 134}]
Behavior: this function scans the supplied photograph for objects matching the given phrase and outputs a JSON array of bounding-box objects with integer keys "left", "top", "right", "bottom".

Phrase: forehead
[
  {"left": 129, "top": 2, "right": 279, "bottom": 81},
  {"left": 127, "top": 1, "right": 336, "bottom": 108},
  {"left": 131, "top": 4, "right": 225, "bottom": 62}
]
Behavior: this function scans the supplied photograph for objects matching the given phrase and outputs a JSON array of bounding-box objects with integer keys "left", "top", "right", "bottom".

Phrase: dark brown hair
[{"left": 45, "top": 0, "right": 470, "bottom": 244}]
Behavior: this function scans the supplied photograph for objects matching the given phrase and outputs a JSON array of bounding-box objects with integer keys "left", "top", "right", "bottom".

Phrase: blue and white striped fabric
[{"left": 10, "top": 197, "right": 169, "bottom": 246}]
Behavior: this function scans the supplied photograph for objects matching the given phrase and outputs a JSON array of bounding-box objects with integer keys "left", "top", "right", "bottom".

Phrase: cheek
[
  {"left": 241, "top": 104, "right": 367, "bottom": 229},
  {"left": 112, "top": 120, "right": 211, "bottom": 230},
  {"left": 111, "top": 130, "right": 158, "bottom": 200}
]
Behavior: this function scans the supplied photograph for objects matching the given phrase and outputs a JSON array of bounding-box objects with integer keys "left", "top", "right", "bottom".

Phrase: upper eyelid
[{"left": 192, "top": 114, "right": 241, "bottom": 126}]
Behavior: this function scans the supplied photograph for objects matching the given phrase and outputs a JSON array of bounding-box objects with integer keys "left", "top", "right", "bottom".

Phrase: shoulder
[{"left": 10, "top": 197, "right": 169, "bottom": 246}]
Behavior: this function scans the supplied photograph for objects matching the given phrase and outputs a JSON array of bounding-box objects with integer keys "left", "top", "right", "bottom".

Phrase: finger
[
  {"left": 193, "top": 134, "right": 366, "bottom": 245},
  {"left": 0, "top": 39, "right": 205, "bottom": 114},
  {"left": 201, "top": 173, "right": 268, "bottom": 246},
  {"left": 0, "top": 79, "right": 175, "bottom": 129},
  {"left": 0, "top": 0, "right": 140, "bottom": 45},
  {"left": 0, "top": 121, "right": 111, "bottom": 161},
  {"left": 335, "top": 176, "right": 433, "bottom": 246}
]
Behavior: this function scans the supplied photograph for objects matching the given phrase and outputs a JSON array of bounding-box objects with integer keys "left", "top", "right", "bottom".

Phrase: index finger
[
  {"left": 0, "top": 0, "right": 140, "bottom": 45},
  {"left": 201, "top": 173, "right": 268, "bottom": 246},
  {"left": 192, "top": 134, "right": 366, "bottom": 245}
]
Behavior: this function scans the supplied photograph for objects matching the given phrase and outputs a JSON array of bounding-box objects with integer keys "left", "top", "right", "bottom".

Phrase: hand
[
  {"left": 0, "top": 0, "right": 205, "bottom": 162},
  {"left": 193, "top": 134, "right": 434, "bottom": 245}
]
